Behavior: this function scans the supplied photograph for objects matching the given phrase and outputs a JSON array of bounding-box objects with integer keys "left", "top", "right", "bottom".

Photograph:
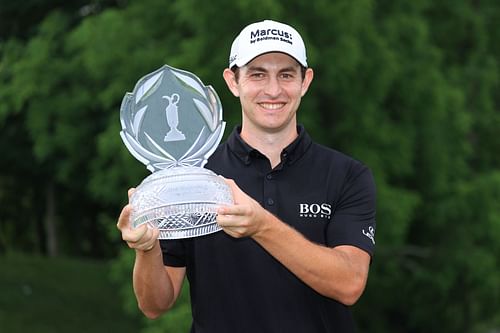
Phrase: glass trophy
[{"left": 120, "top": 65, "right": 233, "bottom": 239}]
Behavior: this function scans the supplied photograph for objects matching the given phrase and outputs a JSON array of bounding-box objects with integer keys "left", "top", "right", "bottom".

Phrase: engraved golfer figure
[{"left": 163, "top": 93, "right": 185, "bottom": 142}]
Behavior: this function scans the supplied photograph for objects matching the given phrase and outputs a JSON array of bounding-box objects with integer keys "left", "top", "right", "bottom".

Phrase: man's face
[{"left": 223, "top": 52, "right": 313, "bottom": 134}]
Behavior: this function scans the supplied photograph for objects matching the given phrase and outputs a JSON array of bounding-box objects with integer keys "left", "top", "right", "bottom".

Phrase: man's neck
[{"left": 240, "top": 124, "right": 298, "bottom": 168}]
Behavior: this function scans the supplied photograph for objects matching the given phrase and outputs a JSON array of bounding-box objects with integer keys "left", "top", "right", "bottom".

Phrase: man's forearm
[
  {"left": 132, "top": 242, "right": 178, "bottom": 318},
  {"left": 252, "top": 211, "right": 370, "bottom": 305}
]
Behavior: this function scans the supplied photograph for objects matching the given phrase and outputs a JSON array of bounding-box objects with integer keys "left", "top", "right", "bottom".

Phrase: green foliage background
[{"left": 1, "top": 0, "right": 499, "bottom": 332}]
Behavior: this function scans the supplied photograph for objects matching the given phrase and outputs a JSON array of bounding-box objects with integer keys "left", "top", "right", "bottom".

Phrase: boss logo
[{"left": 299, "top": 203, "right": 332, "bottom": 219}]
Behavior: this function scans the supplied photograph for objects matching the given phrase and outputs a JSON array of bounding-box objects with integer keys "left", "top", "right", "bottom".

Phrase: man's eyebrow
[
  {"left": 246, "top": 66, "right": 267, "bottom": 72},
  {"left": 278, "top": 66, "right": 299, "bottom": 73},
  {"left": 246, "top": 66, "right": 299, "bottom": 73}
]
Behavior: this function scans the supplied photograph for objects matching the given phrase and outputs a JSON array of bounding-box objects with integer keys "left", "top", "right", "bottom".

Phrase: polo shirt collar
[{"left": 227, "top": 125, "right": 312, "bottom": 166}]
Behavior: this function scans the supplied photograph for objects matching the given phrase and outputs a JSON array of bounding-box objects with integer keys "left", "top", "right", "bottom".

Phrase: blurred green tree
[{"left": 0, "top": 0, "right": 498, "bottom": 332}]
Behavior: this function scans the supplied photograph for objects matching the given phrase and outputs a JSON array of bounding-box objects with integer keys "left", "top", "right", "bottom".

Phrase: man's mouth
[{"left": 259, "top": 103, "right": 285, "bottom": 110}]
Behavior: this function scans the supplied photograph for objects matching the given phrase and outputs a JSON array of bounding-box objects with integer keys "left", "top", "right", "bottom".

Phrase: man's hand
[
  {"left": 216, "top": 178, "right": 270, "bottom": 238},
  {"left": 117, "top": 188, "right": 160, "bottom": 252}
]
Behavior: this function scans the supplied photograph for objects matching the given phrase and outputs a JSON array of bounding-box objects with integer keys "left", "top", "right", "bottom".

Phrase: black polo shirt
[{"left": 161, "top": 125, "right": 376, "bottom": 333}]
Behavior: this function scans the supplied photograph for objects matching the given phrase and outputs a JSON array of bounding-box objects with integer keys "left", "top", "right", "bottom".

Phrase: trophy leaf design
[{"left": 135, "top": 71, "right": 164, "bottom": 104}]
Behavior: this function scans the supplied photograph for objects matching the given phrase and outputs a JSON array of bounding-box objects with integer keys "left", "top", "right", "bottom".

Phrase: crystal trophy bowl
[
  {"left": 130, "top": 166, "right": 233, "bottom": 239},
  {"left": 120, "top": 64, "right": 233, "bottom": 239}
]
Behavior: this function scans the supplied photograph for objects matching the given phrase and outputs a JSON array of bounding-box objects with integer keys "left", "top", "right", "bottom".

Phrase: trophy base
[
  {"left": 158, "top": 214, "right": 220, "bottom": 239},
  {"left": 130, "top": 167, "right": 233, "bottom": 239}
]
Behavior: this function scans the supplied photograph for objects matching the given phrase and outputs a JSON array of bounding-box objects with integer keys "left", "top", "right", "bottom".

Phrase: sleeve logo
[{"left": 362, "top": 226, "right": 376, "bottom": 245}]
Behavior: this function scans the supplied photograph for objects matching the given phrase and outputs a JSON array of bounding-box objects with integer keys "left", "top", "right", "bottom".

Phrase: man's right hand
[{"left": 116, "top": 188, "right": 160, "bottom": 252}]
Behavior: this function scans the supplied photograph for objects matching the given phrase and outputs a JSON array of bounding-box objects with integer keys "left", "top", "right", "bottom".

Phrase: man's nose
[{"left": 263, "top": 77, "right": 282, "bottom": 96}]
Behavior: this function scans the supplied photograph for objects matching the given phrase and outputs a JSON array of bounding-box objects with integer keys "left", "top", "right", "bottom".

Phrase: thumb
[
  {"left": 221, "top": 177, "right": 246, "bottom": 204},
  {"left": 127, "top": 187, "right": 136, "bottom": 202},
  {"left": 116, "top": 204, "right": 132, "bottom": 230}
]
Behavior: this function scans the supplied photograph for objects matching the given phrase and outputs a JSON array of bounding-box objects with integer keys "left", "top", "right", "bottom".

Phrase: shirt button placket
[{"left": 263, "top": 172, "right": 278, "bottom": 213}]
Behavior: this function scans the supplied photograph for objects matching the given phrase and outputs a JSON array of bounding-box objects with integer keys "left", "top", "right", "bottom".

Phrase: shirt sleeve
[
  {"left": 160, "top": 239, "right": 187, "bottom": 267},
  {"left": 326, "top": 163, "right": 377, "bottom": 256}
]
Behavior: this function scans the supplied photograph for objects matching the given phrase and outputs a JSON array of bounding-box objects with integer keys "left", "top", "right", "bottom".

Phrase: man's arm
[
  {"left": 117, "top": 191, "right": 186, "bottom": 318},
  {"left": 217, "top": 180, "right": 371, "bottom": 305},
  {"left": 131, "top": 241, "right": 186, "bottom": 318}
]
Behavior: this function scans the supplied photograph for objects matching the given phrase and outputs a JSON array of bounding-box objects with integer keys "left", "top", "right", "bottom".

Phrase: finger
[
  {"left": 145, "top": 229, "right": 160, "bottom": 249},
  {"left": 220, "top": 177, "right": 241, "bottom": 197},
  {"left": 216, "top": 212, "right": 230, "bottom": 226},
  {"left": 217, "top": 205, "right": 229, "bottom": 216},
  {"left": 116, "top": 204, "right": 132, "bottom": 230},
  {"left": 218, "top": 223, "right": 246, "bottom": 239},
  {"left": 123, "top": 223, "right": 149, "bottom": 243},
  {"left": 222, "top": 178, "right": 238, "bottom": 192},
  {"left": 224, "top": 180, "right": 253, "bottom": 206},
  {"left": 217, "top": 211, "right": 245, "bottom": 227},
  {"left": 143, "top": 243, "right": 155, "bottom": 251},
  {"left": 151, "top": 226, "right": 160, "bottom": 239},
  {"left": 134, "top": 227, "right": 160, "bottom": 251},
  {"left": 139, "top": 240, "right": 158, "bottom": 252},
  {"left": 217, "top": 204, "right": 247, "bottom": 216},
  {"left": 128, "top": 187, "right": 136, "bottom": 201}
]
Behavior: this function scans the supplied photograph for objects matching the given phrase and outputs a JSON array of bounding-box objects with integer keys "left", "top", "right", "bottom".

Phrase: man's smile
[{"left": 259, "top": 102, "right": 286, "bottom": 110}]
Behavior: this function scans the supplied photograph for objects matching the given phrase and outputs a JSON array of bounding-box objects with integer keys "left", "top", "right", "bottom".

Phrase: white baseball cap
[{"left": 229, "top": 20, "right": 308, "bottom": 68}]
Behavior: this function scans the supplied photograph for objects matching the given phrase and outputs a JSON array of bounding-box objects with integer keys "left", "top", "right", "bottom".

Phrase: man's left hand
[{"left": 216, "top": 178, "right": 269, "bottom": 238}]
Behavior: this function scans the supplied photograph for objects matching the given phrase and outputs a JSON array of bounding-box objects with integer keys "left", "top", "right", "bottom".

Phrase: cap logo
[{"left": 249, "top": 28, "right": 293, "bottom": 46}]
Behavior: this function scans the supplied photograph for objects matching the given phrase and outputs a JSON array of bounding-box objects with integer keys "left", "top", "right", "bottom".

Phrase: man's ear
[
  {"left": 300, "top": 68, "right": 314, "bottom": 97},
  {"left": 223, "top": 68, "right": 240, "bottom": 97}
]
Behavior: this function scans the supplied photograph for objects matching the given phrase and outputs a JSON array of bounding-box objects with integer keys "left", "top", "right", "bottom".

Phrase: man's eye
[{"left": 251, "top": 73, "right": 265, "bottom": 78}]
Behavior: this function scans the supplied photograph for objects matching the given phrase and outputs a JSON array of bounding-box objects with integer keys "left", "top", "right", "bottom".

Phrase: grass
[{"left": 0, "top": 252, "right": 142, "bottom": 333}]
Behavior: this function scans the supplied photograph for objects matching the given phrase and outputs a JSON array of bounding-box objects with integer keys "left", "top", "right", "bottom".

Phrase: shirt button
[
  {"left": 267, "top": 198, "right": 275, "bottom": 206},
  {"left": 266, "top": 174, "right": 273, "bottom": 180}
]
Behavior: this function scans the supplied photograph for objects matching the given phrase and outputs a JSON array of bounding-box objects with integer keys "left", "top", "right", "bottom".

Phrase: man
[{"left": 117, "top": 19, "right": 376, "bottom": 333}]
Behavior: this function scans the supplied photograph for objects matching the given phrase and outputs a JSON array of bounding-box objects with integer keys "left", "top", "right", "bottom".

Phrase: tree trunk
[{"left": 45, "top": 181, "right": 58, "bottom": 257}]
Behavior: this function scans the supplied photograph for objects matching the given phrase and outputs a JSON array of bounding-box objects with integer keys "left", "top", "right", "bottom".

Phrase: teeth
[{"left": 260, "top": 103, "right": 284, "bottom": 110}]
